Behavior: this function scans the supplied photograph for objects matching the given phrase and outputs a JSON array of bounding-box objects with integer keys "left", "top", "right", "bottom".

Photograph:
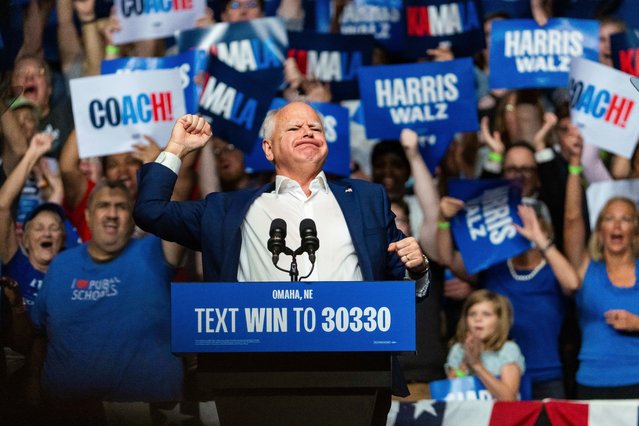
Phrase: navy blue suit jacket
[
  {"left": 134, "top": 162, "right": 415, "bottom": 396},
  {"left": 134, "top": 162, "right": 408, "bottom": 283}
]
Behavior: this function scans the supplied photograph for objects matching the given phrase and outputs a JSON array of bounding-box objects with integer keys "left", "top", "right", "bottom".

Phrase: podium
[{"left": 172, "top": 281, "right": 416, "bottom": 425}]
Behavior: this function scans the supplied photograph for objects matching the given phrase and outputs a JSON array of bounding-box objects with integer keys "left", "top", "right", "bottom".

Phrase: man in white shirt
[{"left": 135, "top": 102, "right": 430, "bottom": 289}]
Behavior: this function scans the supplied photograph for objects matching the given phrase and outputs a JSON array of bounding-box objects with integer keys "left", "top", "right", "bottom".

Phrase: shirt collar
[{"left": 274, "top": 171, "right": 329, "bottom": 195}]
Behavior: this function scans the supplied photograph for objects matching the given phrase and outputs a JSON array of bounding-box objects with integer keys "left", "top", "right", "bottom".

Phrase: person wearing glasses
[
  {"left": 479, "top": 101, "right": 607, "bottom": 253},
  {"left": 220, "top": 0, "right": 304, "bottom": 31},
  {"left": 437, "top": 194, "right": 577, "bottom": 399},
  {"left": 221, "top": 0, "right": 264, "bottom": 22}
]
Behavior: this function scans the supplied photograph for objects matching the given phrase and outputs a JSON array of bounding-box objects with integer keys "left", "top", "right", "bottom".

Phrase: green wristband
[
  {"left": 454, "top": 368, "right": 468, "bottom": 377},
  {"left": 488, "top": 151, "right": 503, "bottom": 162},
  {"left": 437, "top": 221, "right": 451, "bottom": 230},
  {"left": 568, "top": 164, "right": 583, "bottom": 175},
  {"left": 105, "top": 44, "right": 120, "bottom": 55}
]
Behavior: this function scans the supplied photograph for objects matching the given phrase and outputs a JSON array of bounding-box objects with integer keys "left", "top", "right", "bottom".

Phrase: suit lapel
[
  {"left": 329, "top": 180, "right": 373, "bottom": 280},
  {"left": 220, "top": 183, "right": 274, "bottom": 281}
]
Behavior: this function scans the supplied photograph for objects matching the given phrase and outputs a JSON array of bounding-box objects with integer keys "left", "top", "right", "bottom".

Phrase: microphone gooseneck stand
[
  {"left": 268, "top": 218, "right": 319, "bottom": 282},
  {"left": 272, "top": 247, "right": 315, "bottom": 282}
]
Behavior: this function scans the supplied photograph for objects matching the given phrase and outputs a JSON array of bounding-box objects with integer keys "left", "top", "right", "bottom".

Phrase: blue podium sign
[{"left": 171, "top": 281, "right": 416, "bottom": 353}]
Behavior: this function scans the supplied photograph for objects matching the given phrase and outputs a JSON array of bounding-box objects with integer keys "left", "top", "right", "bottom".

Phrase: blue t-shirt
[
  {"left": 576, "top": 260, "right": 639, "bottom": 387},
  {"left": 3, "top": 249, "right": 44, "bottom": 308},
  {"left": 30, "top": 236, "right": 183, "bottom": 401},
  {"left": 481, "top": 261, "right": 565, "bottom": 383}
]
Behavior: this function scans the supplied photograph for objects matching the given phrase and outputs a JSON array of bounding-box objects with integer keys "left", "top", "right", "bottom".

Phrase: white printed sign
[
  {"left": 112, "top": 0, "right": 205, "bottom": 44},
  {"left": 569, "top": 57, "right": 639, "bottom": 158},
  {"left": 70, "top": 69, "right": 185, "bottom": 158}
]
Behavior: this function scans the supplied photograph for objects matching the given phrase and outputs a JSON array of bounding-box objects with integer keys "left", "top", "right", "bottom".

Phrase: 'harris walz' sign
[
  {"left": 448, "top": 179, "right": 530, "bottom": 274},
  {"left": 357, "top": 58, "right": 478, "bottom": 139},
  {"left": 489, "top": 18, "right": 599, "bottom": 89}
]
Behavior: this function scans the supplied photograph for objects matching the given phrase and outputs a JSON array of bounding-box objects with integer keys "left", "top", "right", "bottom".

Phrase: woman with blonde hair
[{"left": 564, "top": 142, "right": 639, "bottom": 399}]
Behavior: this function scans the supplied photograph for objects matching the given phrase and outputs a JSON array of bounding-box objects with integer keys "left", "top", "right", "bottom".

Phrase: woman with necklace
[
  {"left": 437, "top": 196, "right": 579, "bottom": 399},
  {"left": 564, "top": 143, "right": 639, "bottom": 399}
]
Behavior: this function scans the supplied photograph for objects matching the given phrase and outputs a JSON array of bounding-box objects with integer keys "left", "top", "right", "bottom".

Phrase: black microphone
[
  {"left": 267, "top": 218, "right": 287, "bottom": 264},
  {"left": 299, "top": 218, "right": 319, "bottom": 263}
]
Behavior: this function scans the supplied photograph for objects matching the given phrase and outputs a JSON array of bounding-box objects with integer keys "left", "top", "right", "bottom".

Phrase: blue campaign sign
[
  {"left": 489, "top": 18, "right": 599, "bottom": 89},
  {"left": 244, "top": 98, "right": 351, "bottom": 177},
  {"left": 243, "top": 98, "right": 285, "bottom": 174},
  {"left": 448, "top": 179, "right": 530, "bottom": 274},
  {"left": 199, "top": 56, "right": 278, "bottom": 153},
  {"left": 358, "top": 58, "right": 478, "bottom": 139},
  {"left": 315, "top": 101, "right": 351, "bottom": 177},
  {"left": 287, "top": 31, "right": 374, "bottom": 101},
  {"left": 100, "top": 50, "right": 207, "bottom": 114},
  {"left": 611, "top": 31, "right": 639, "bottom": 77},
  {"left": 171, "top": 281, "right": 416, "bottom": 353},
  {"left": 176, "top": 17, "right": 288, "bottom": 87},
  {"left": 430, "top": 376, "right": 494, "bottom": 401},
  {"left": 403, "top": 0, "right": 485, "bottom": 59},
  {"left": 417, "top": 132, "right": 455, "bottom": 175},
  {"left": 314, "top": 0, "right": 405, "bottom": 54},
  {"left": 263, "top": 0, "right": 281, "bottom": 16}
]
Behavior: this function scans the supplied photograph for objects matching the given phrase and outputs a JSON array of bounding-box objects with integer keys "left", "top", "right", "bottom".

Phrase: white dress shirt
[{"left": 238, "top": 172, "right": 362, "bottom": 282}]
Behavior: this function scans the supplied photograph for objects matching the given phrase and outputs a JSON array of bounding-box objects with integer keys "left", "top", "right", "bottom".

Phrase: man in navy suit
[
  {"left": 134, "top": 102, "right": 430, "bottom": 288},
  {"left": 133, "top": 102, "right": 430, "bottom": 423}
]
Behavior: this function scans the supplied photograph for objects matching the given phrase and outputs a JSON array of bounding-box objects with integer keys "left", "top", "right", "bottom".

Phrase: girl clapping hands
[{"left": 446, "top": 290, "right": 525, "bottom": 401}]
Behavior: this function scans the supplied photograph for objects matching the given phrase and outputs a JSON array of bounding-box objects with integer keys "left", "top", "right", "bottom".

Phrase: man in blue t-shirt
[{"left": 30, "top": 180, "right": 185, "bottom": 422}]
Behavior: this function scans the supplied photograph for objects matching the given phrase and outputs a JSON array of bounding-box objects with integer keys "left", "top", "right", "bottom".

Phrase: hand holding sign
[
  {"left": 562, "top": 124, "right": 583, "bottom": 164},
  {"left": 400, "top": 128, "right": 419, "bottom": 159},
  {"left": 166, "top": 114, "right": 212, "bottom": 160},
  {"left": 480, "top": 116, "right": 505, "bottom": 155},
  {"left": 532, "top": 112, "right": 557, "bottom": 151},
  {"left": 531, "top": 0, "right": 550, "bottom": 26},
  {"left": 101, "top": 10, "right": 122, "bottom": 50},
  {"left": 426, "top": 43, "right": 455, "bottom": 62},
  {"left": 513, "top": 204, "right": 551, "bottom": 249},
  {"left": 28, "top": 132, "right": 55, "bottom": 159},
  {"left": 440, "top": 196, "right": 465, "bottom": 220}
]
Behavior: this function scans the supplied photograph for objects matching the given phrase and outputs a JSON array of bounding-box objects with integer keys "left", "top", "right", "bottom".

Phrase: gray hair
[
  {"left": 261, "top": 102, "right": 326, "bottom": 141},
  {"left": 261, "top": 108, "right": 280, "bottom": 141}
]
